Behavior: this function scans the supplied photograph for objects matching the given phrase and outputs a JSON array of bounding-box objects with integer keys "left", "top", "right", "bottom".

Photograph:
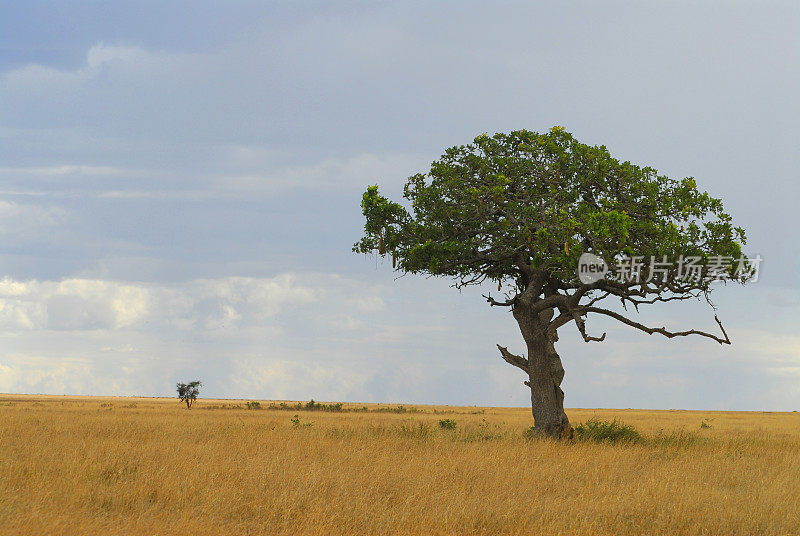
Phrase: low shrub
[
  {"left": 305, "top": 399, "right": 343, "bottom": 412},
  {"left": 374, "top": 405, "right": 420, "bottom": 414},
  {"left": 438, "top": 418, "right": 457, "bottom": 430},
  {"left": 269, "top": 399, "right": 343, "bottom": 412},
  {"left": 290, "top": 414, "right": 313, "bottom": 428},
  {"left": 573, "top": 418, "right": 642, "bottom": 444},
  {"left": 266, "top": 400, "right": 418, "bottom": 414}
]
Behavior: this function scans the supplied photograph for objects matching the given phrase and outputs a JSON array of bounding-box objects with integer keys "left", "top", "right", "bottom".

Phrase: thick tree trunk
[
  {"left": 525, "top": 335, "right": 572, "bottom": 439},
  {"left": 514, "top": 306, "right": 573, "bottom": 439}
]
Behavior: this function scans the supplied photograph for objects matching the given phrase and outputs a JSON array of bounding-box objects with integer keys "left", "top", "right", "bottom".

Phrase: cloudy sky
[{"left": 1, "top": 1, "right": 798, "bottom": 410}]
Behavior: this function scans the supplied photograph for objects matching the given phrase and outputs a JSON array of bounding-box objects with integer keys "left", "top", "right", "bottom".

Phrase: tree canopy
[
  {"left": 176, "top": 381, "right": 202, "bottom": 409},
  {"left": 354, "top": 127, "right": 753, "bottom": 345}
]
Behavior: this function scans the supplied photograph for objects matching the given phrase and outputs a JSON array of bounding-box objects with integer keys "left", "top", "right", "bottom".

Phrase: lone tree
[
  {"left": 354, "top": 128, "right": 754, "bottom": 439},
  {"left": 176, "top": 381, "right": 202, "bottom": 409}
]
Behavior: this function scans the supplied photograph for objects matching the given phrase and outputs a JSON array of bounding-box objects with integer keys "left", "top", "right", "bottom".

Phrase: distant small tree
[{"left": 176, "top": 381, "right": 202, "bottom": 409}]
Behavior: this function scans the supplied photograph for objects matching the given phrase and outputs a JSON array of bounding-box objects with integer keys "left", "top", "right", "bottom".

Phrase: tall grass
[
  {"left": 573, "top": 418, "right": 643, "bottom": 443},
  {"left": 1, "top": 395, "right": 799, "bottom": 535}
]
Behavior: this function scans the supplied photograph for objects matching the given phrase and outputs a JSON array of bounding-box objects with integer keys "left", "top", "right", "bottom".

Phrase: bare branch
[
  {"left": 496, "top": 344, "right": 529, "bottom": 371},
  {"left": 714, "top": 314, "right": 730, "bottom": 342},
  {"left": 585, "top": 291, "right": 610, "bottom": 307},
  {"left": 582, "top": 306, "right": 731, "bottom": 344},
  {"left": 483, "top": 294, "right": 516, "bottom": 307},
  {"left": 625, "top": 292, "right": 700, "bottom": 306},
  {"left": 571, "top": 311, "right": 606, "bottom": 343}
]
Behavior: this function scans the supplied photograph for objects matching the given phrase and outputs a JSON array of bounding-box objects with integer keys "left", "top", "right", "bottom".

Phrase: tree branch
[
  {"left": 581, "top": 307, "right": 731, "bottom": 344},
  {"left": 496, "top": 344, "right": 529, "bottom": 371},
  {"left": 547, "top": 312, "right": 575, "bottom": 337},
  {"left": 484, "top": 294, "right": 516, "bottom": 307},
  {"left": 571, "top": 311, "right": 607, "bottom": 343}
]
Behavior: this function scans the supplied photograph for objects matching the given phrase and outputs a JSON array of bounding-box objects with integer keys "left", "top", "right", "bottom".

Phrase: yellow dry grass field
[{"left": 1, "top": 394, "right": 798, "bottom": 535}]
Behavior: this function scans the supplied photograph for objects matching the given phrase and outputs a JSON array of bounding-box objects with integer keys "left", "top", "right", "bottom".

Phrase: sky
[{"left": 1, "top": 1, "right": 798, "bottom": 410}]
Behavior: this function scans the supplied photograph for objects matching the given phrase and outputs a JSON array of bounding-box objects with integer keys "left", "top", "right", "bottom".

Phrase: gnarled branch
[
  {"left": 484, "top": 294, "right": 516, "bottom": 307},
  {"left": 581, "top": 306, "right": 731, "bottom": 344},
  {"left": 571, "top": 311, "right": 607, "bottom": 343},
  {"left": 496, "top": 344, "right": 529, "bottom": 371}
]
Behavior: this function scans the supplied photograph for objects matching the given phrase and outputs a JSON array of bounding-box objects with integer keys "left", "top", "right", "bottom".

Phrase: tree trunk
[{"left": 514, "top": 306, "right": 573, "bottom": 439}]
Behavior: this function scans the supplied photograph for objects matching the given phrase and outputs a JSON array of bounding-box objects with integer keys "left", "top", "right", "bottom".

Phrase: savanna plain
[{"left": 1, "top": 394, "right": 798, "bottom": 535}]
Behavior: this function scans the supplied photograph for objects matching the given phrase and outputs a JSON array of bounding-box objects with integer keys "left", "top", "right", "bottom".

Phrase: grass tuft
[
  {"left": 574, "top": 418, "right": 642, "bottom": 444},
  {"left": 438, "top": 418, "right": 457, "bottom": 430}
]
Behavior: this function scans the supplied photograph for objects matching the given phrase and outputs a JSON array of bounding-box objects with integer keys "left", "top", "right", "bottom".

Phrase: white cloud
[
  {"left": 0, "top": 354, "right": 140, "bottom": 395},
  {"left": 0, "top": 200, "right": 65, "bottom": 235},
  {"left": 226, "top": 358, "right": 372, "bottom": 401},
  {"left": 0, "top": 273, "right": 324, "bottom": 332},
  {"left": 85, "top": 44, "right": 149, "bottom": 71},
  {"left": 368, "top": 323, "right": 448, "bottom": 344},
  {"left": 347, "top": 294, "right": 387, "bottom": 313},
  {"left": 216, "top": 152, "right": 429, "bottom": 192},
  {"left": 0, "top": 165, "right": 126, "bottom": 176},
  {"left": 0, "top": 272, "right": 396, "bottom": 398},
  {"left": 0, "top": 151, "right": 422, "bottom": 199},
  {"left": 732, "top": 329, "right": 800, "bottom": 372},
  {"left": 2, "top": 43, "right": 177, "bottom": 94},
  {"left": 328, "top": 314, "right": 364, "bottom": 331}
]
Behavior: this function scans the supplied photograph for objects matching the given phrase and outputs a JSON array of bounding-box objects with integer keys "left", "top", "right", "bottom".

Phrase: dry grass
[{"left": 1, "top": 394, "right": 798, "bottom": 535}]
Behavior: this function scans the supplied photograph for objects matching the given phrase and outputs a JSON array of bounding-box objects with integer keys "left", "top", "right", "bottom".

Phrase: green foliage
[
  {"left": 373, "top": 404, "right": 420, "bottom": 414},
  {"left": 354, "top": 127, "right": 751, "bottom": 290},
  {"left": 266, "top": 401, "right": 417, "bottom": 414},
  {"left": 200, "top": 403, "right": 243, "bottom": 410},
  {"left": 700, "top": 420, "right": 712, "bottom": 429},
  {"left": 290, "top": 414, "right": 313, "bottom": 428},
  {"left": 245, "top": 401, "right": 261, "bottom": 410},
  {"left": 268, "top": 400, "right": 344, "bottom": 412},
  {"left": 301, "top": 399, "right": 343, "bottom": 411},
  {"left": 176, "top": 381, "right": 202, "bottom": 409},
  {"left": 438, "top": 418, "right": 457, "bottom": 430},
  {"left": 573, "top": 418, "right": 642, "bottom": 444}
]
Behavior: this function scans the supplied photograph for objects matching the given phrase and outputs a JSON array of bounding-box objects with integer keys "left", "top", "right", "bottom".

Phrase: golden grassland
[{"left": 1, "top": 394, "right": 798, "bottom": 535}]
